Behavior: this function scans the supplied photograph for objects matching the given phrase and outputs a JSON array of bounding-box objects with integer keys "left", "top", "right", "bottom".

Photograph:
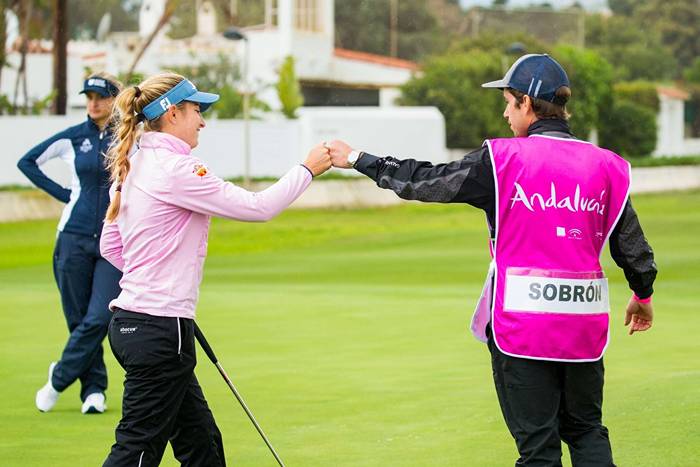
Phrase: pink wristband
[{"left": 633, "top": 293, "right": 652, "bottom": 304}]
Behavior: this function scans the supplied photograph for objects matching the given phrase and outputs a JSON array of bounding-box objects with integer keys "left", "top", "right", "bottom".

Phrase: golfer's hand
[
  {"left": 328, "top": 140, "right": 354, "bottom": 168},
  {"left": 624, "top": 296, "right": 654, "bottom": 335},
  {"left": 304, "top": 144, "right": 332, "bottom": 177}
]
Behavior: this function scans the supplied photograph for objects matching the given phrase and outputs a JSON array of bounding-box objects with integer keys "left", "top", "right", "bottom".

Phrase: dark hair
[{"left": 507, "top": 87, "right": 571, "bottom": 121}]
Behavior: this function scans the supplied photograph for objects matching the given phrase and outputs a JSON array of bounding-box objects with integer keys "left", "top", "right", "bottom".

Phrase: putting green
[{"left": 0, "top": 190, "right": 697, "bottom": 466}]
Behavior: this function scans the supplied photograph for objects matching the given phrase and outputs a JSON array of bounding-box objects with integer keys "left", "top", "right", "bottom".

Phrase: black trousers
[
  {"left": 103, "top": 310, "right": 225, "bottom": 467},
  {"left": 487, "top": 328, "right": 615, "bottom": 467}
]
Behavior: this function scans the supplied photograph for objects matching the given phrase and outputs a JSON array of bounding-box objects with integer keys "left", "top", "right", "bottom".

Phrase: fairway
[{"left": 0, "top": 190, "right": 698, "bottom": 466}]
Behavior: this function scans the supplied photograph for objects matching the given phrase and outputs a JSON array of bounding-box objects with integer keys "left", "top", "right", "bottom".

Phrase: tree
[
  {"left": 613, "top": 81, "right": 659, "bottom": 112},
  {"left": 52, "top": 0, "right": 67, "bottom": 114},
  {"left": 67, "top": 0, "right": 138, "bottom": 39},
  {"left": 553, "top": 45, "right": 614, "bottom": 139},
  {"left": 403, "top": 35, "right": 615, "bottom": 147},
  {"left": 635, "top": 0, "right": 700, "bottom": 70},
  {"left": 449, "top": 32, "right": 549, "bottom": 57},
  {"left": 684, "top": 57, "right": 700, "bottom": 84},
  {"left": 335, "top": 0, "right": 453, "bottom": 62},
  {"left": 399, "top": 50, "right": 511, "bottom": 148},
  {"left": 126, "top": 0, "right": 179, "bottom": 80},
  {"left": 12, "top": 0, "right": 31, "bottom": 112},
  {"left": 584, "top": 14, "right": 678, "bottom": 81},
  {"left": 276, "top": 56, "right": 304, "bottom": 119},
  {"left": 607, "top": 0, "right": 639, "bottom": 16},
  {"left": 0, "top": 0, "right": 7, "bottom": 89},
  {"left": 168, "top": 54, "right": 269, "bottom": 119},
  {"left": 599, "top": 100, "right": 657, "bottom": 158}
]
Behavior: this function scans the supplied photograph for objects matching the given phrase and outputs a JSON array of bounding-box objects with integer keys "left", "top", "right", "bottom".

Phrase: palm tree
[
  {"left": 126, "top": 0, "right": 180, "bottom": 80},
  {"left": 52, "top": 0, "right": 67, "bottom": 114}
]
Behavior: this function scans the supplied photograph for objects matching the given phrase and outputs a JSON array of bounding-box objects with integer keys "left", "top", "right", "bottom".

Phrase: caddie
[{"left": 327, "top": 54, "right": 657, "bottom": 466}]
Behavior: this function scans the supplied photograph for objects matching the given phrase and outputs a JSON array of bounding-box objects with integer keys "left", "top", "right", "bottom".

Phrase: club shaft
[
  {"left": 215, "top": 362, "right": 286, "bottom": 467},
  {"left": 193, "top": 323, "right": 285, "bottom": 467}
]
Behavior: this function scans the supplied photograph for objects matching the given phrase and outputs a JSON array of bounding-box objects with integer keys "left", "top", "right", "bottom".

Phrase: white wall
[
  {"left": 1, "top": 107, "right": 447, "bottom": 186},
  {"left": 654, "top": 95, "right": 686, "bottom": 156},
  {"left": 2, "top": 53, "right": 89, "bottom": 111},
  {"left": 297, "top": 107, "right": 447, "bottom": 163},
  {"left": 1, "top": 115, "right": 85, "bottom": 187}
]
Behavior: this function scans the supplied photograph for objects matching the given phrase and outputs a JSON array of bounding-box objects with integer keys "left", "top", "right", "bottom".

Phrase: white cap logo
[
  {"left": 88, "top": 78, "right": 106, "bottom": 88},
  {"left": 159, "top": 97, "right": 172, "bottom": 111}
]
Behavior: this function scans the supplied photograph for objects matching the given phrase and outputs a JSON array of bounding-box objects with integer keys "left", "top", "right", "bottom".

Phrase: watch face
[{"left": 349, "top": 151, "right": 359, "bottom": 164}]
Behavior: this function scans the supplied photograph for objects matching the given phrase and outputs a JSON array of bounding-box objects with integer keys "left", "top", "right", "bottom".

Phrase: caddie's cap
[{"left": 482, "top": 54, "right": 569, "bottom": 103}]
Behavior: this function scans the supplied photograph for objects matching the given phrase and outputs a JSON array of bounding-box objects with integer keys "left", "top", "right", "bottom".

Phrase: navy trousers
[{"left": 51, "top": 231, "right": 122, "bottom": 401}]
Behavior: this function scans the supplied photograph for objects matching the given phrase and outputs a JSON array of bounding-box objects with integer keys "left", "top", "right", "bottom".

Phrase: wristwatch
[{"left": 348, "top": 150, "right": 363, "bottom": 167}]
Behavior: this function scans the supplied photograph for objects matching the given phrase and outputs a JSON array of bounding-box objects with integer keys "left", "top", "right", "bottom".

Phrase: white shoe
[
  {"left": 81, "top": 392, "right": 106, "bottom": 414},
  {"left": 36, "top": 362, "right": 60, "bottom": 412}
]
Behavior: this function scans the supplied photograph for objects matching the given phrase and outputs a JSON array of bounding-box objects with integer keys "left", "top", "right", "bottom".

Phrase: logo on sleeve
[
  {"left": 193, "top": 163, "right": 208, "bottom": 176},
  {"left": 80, "top": 138, "right": 93, "bottom": 153}
]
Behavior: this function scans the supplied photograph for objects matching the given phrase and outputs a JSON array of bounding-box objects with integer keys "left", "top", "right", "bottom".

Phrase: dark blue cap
[
  {"left": 80, "top": 77, "right": 120, "bottom": 97},
  {"left": 482, "top": 54, "right": 569, "bottom": 103},
  {"left": 141, "top": 79, "right": 219, "bottom": 121}
]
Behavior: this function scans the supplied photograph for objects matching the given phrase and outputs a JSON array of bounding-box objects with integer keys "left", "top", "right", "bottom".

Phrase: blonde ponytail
[{"left": 105, "top": 72, "right": 186, "bottom": 222}]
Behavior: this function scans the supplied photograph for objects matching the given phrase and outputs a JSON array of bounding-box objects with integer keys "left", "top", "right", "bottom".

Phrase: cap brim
[
  {"left": 481, "top": 79, "right": 508, "bottom": 89},
  {"left": 80, "top": 87, "right": 110, "bottom": 97},
  {"left": 185, "top": 91, "right": 220, "bottom": 112}
]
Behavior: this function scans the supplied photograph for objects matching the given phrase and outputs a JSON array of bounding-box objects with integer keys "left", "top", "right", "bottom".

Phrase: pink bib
[{"left": 470, "top": 135, "right": 630, "bottom": 361}]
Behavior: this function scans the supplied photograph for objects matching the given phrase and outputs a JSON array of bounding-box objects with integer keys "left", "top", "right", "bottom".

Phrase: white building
[
  {"left": 1, "top": 0, "right": 418, "bottom": 112},
  {"left": 1, "top": 0, "right": 448, "bottom": 183},
  {"left": 654, "top": 87, "right": 700, "bottom": 157}
]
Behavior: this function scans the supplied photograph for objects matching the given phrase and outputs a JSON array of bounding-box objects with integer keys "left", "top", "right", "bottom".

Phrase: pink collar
[{"left": 139, "top": 131, "right": 192, "bottom": 155}]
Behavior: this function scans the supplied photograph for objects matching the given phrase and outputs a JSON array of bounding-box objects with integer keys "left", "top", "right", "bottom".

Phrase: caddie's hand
[
  {"left": 624, "top": 296, "right": 654, "bottom": 335},
  {"left": 303, "top": 143, "right": 332, "bottom": 177},
  {"left": 327, "top": 140, "right": 354, "bottom": 169}
]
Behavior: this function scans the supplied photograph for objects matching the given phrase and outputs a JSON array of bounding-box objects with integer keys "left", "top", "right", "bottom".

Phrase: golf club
[{"left": 194, "top": 323, "right": 286, "bottom": 467}]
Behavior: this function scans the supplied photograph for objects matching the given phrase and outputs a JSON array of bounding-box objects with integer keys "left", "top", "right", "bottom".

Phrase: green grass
[
  {"left": 0, "top": 191, "right": 698, "bottom": 466},
  {"left": 627, "top": 155, "right": 700, "bottom": 167}
]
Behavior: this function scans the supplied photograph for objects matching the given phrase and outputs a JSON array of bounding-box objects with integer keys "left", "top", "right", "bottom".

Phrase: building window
[
  {"left": 265, "top": 0, "right": 278, "bottom": 27},
  {"left": 295, "top": 0, "right": 321, "bottom": 32}
]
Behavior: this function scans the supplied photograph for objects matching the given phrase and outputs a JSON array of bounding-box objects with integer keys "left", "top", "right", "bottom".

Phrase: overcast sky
[{"left": 459, "top": 0, "right": 609, "bottom": 11}]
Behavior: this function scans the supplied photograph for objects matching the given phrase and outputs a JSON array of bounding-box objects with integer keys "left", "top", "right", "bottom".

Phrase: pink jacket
[{"left": 100, "top": 131, "right": 312, "bottom": 319}]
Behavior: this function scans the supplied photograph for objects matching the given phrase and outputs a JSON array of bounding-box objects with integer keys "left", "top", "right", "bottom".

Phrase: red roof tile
[
  {"left": 657, "top": 86, "right": 690, "bottom": 100},
  {"left": 334, "top": 48, "right": 420, "bottom": 71}
]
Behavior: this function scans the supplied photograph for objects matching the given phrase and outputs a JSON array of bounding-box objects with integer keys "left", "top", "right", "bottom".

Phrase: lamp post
[{"left": 223, "top": 26, "right": 251, "bottom": 187}]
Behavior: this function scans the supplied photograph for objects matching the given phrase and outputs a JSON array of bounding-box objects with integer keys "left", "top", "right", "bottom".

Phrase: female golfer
[
  {"left": 18, "top": 72, "right": 123, "bottom": 414},
  {"left": 99, "top": 72, "right": 331, "bottom": 466}
]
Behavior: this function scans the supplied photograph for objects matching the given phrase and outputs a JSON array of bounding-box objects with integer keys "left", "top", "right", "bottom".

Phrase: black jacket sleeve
[
  {"left": 17, "top": 129, "right": 73, "bottom": 203},
  {"left": 354, "top": 147, "right": 495, "bottom": 211},
  {"left": 609, "top": 199, "right": 657, "bottom": 299}
]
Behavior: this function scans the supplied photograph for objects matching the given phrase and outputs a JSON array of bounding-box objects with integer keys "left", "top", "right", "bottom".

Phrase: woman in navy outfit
[{"left": 18, "top": 72, "right": 124, "bottom": 414}]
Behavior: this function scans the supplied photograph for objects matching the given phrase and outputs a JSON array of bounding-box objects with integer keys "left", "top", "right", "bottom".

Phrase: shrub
[
  {"left": 399, "top": 49, "right": 510, "bottom": 148},
  {"left": 599, "top": 100, "right": 657, "bottom": 158},
  {"left": 276, "top": 56, "right": 304, "bottom": 119},
  {"left": 613, "top": 81, "right": 660, "bottom": 112}
]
